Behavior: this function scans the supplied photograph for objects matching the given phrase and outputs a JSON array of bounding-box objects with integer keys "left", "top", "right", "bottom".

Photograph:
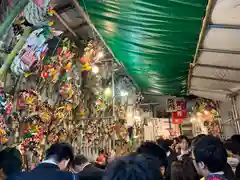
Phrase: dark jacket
[
  {"left": 7, "top": 163, "right": 75, "bottom": 180},
  {"left": 78, "top": 164, "right": 104, "bottom": 180},
  {"left": 165, "top": 150, "right": 178, "bottom": 180}
]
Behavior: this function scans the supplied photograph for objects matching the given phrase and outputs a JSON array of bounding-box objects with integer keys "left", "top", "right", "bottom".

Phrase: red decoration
[
  {"left": 172, "top": 118, "right": 182, "bottom": 124},
  {"left": 172, "top": 111, "right": 187, "bottom": 119},
  {"left": 80, "top": 57, "right": 88, "bottom": 64},
  {"left": 65, "top": 50, "right": 71, "bottom": 57},
  {"left": 41, "top": 71, "right": 48, "bottom": 79},
  {"left": 57, "top": 47, "right": 63, "bottom": 55},
  {"left": 171, "top": 100, "right": 187, "bottom": 125}
]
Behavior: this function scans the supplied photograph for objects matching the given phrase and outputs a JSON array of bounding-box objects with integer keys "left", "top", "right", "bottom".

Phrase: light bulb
[
  {"left": 97, "top": 51, "right": 104, "bottom": 59},
  {"left": 197, "top": 112, "right": 202, "bottom": 116},
  {"left": 204, "top": 110, "right": 209, "bottom": 115},
  {"left": 92, "top": 65, "right": 99, "bottom": 74},
  {"left": 120, "top": 91, "right": 128, "bottom": 97},
  {"left": 104, "top": 87, "right": 111, "bottom": 96}
]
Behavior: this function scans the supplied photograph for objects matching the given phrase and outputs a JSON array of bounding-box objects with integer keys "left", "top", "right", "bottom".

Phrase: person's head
[
  {"left": 102, "top": 154, "right": 163, "bottom": 180},
  {"left": 192, "top": 135, "right": 227, "bottom": 177},
  {"left": 156, "top": 139, "right": 171, "bottom": 153},
  {"left": 137, "top": 141, "right": 167, "bottom": 175},
  {"left": 179, "top": 135, "right": 190, "bottom": 152},
  {"left": 173, "top": 137, "right": 180, "bottom": 145},
  {"left": 224, "top": 139, "right": 240, "bottom": 159},
  {"left": 191, "top": 134, "right": 206, "bottom": 148},
  {"left": 171, "top": 156, "right": 199, "bottom": 180},
  {"left": 45, "top": 142, "right": 74, "bottom": 171},
  {"left": 231, "top": 135, "right": 240, "bottom": 145},
  {"left": 0, "top": 147, "right": 22, "bottom": 179},
  {"left": 99, "top": 149, "right": 105, "bottom": 155},
  {"left": 72, "top": 155, "right": 89, "bottom": 173}
]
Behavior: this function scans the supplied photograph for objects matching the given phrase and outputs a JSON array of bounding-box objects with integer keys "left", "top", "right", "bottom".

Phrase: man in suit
[
  {"left": 8, "top": 142, "right": 75, "bottom": 180},
  {"left": 157, "top": 139, "right": 178, "bottom": 180},
  {"left": 72, "top": 155, "right": 104, "bottom": 180}
]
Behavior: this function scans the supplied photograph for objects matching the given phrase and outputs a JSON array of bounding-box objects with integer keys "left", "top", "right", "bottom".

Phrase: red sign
[
  {"left": 172, "top": 118, "right": 182, "bottom": 124},
  {"left": 171, "top": 100, "right": 187, "bottom": 124},
  {"left": 172, "top": 110, "right": 187, "bottom": 119},
  {"left": 176, "top": 100, "right": 186, "bottom": 111}
]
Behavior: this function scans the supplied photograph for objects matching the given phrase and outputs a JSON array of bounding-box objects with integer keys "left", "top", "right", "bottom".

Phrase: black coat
[
  {"left": 165, "top": 151, "right": 178, "bottom": 180},
  {"left": 7, "top": 163, "right": 76, "bottom": 180},
  {"left": 78, "top": 164, "right": 104, "bottom": 180}
]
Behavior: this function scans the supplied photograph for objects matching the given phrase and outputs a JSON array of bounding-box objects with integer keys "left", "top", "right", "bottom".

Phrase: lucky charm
[{"left": 59, "top": 84, "right": 73, "bottom": 100}]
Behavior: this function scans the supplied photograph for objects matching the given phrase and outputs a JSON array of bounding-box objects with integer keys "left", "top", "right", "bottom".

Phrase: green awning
[{"left": 79, "top": 0, "right": 208, "bottom": 96}]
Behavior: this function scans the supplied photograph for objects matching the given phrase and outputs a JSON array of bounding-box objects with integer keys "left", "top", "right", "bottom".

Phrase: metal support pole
[
  {"left": 112, "top": 62, "right": 115, "bottom": 120},
  {"left": 53, "top": 11, "right": 78, "bottom": 37},
  {"left": 111, "top": 62, "right": 116, "bottom": 149},
  {"left": 231, "top": 96, "right": 240, "bottom": 134}
]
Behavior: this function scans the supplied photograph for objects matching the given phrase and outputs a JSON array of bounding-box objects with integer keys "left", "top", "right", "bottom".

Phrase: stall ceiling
[
  {"left": 189, "top": 0, "right": 240, "bottom": 102},
  {"left": 78, "top": 0, "right": 208, "bottom": 96}
]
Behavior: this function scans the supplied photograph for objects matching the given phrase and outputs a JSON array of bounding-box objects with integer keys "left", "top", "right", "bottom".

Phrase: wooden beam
[
  {"left": 72, "top": 22, "right": 88, "bottom": 30},
  {"left": 192, "top": 75, "right": 240, "bottom": 84},
  {"left": 194, "top": 63, "right": 240, "bottom": 71},
  {"left": 190, "top": 87, "right": 230, "bottom": 94},
  {"left": 208, "top": 24, "right": 240, "bottom": 30},
  {"left": 53, "top": 11, "right": 78, "bottom": 37},
  {"left": 187, "top": 0, "right": 216, "bottom": 93},
  {"left": 200, "top": 48, "right": 240, "bottom": 55},
  {"left": 55, "top": 3, "right": 75, "bottom": 14}
]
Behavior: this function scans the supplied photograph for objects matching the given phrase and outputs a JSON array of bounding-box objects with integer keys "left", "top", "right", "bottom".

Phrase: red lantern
[
  {"left": 41, "top": 71, "right": 48, "bottom": 79},
  {"left": 80, "top": 57, "right": 88, "bottom": 64}
]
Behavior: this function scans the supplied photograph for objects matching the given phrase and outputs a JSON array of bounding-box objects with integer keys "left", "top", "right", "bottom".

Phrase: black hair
[
  {"left": 173, "top": 137, "right": 180, "bottom": 143},
  {"left": 72, "top": 155, "right": 88, "bottom": 166},
  {"left": 103, "top": 154, "right": 163, "bottom": 180},
  {"left": 224, "top": 139, "right": 240, "bottom": 155},
  {"left": 179, "top": 135, "right": 190, "bottom": 144},
  {"left": 136, "top": 141, "right": 168, "bottom": 169},
  {"left": 171, "top": 156, "right": 199, "bottom": 180},
  {"left": 46, "top": 142, "right": 74, "bottom": 163},
  {"left": 156, "top": 139, "right": 171, "bottom": 152},
  {"left": 191, "top": 134, "right": 206, "bottom": 147},
  {"left": 193, "top": 135, "right": 227, "bottom": 173},
  {"left": 231, "top": 135, "right": 240, "bottom": 145},
  {"left": 0, "top": 147, "right": 22, "bottom": 176},
  {"left": 99, "top": 149, "right": 105, "bottom": 154}
]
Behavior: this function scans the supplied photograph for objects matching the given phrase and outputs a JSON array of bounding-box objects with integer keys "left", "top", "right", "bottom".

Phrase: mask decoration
[{"left": 17, "top": 90, "right": 40, "bottom": 111}]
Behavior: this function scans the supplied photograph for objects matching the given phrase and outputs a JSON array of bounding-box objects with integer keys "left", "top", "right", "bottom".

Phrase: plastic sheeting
[
  {"left": 189, "top": 0, "right": 240, "bottom": 101},
  {"left": 79, "top": 0, "right": 207, "bottom": 95}
]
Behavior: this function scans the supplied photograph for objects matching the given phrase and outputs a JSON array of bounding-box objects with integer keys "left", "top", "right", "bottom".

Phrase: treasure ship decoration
[{"left": 191, "top": 98, "right": 220, "bottom": 137}]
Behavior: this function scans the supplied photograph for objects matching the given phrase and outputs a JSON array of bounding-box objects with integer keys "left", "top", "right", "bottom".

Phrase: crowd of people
[{"left": 1, "top": 134, "right": 240, "bottom": 180}]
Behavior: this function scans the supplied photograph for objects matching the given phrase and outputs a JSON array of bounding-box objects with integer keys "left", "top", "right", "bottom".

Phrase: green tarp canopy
[{"left": 79, "top": 0, "right": 208, "bottom": 96}]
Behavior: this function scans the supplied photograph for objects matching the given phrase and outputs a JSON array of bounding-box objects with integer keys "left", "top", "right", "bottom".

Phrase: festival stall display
[
  {"left": 190, "top": 98, "right": 221, "bottom": 137},
  {"left": 0, "top": 0, "right": 145, "bottom": 166}
]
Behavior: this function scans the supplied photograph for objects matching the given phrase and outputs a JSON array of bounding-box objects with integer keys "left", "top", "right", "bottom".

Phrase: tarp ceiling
[
  {"left": 79, "top": 0, "right": 208, "bottom": 96},
  {"left": 189, "top": 0, "right": 240, "bottom": 102}
]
